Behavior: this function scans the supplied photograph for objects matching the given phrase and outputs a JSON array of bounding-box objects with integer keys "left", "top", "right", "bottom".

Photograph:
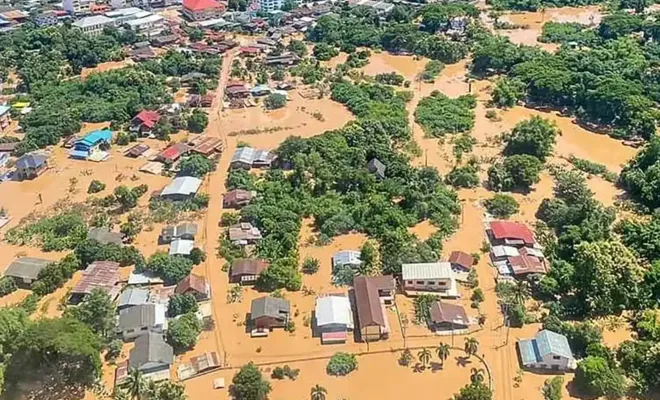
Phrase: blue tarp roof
[{"left": 76, "top": 129, "right": 112, "bottom": 147}]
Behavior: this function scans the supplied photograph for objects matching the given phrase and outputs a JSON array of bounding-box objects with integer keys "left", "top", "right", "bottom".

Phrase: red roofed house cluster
[
  {"left": 182, "top": 0, "right": 226, "bottom": 21},
  {"left": 487, "top": 220, "right": 547, "bottom": 280}
]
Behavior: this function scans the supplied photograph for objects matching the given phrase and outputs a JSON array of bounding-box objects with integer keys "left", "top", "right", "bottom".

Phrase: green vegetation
[
  {"left": 487, "top": 154, "right": 543, "bottom": 192},
  {"left": 313, "top": 43, "right": 339, "bottom": 61},
  {"left": 620, "top": 137, "right": 660, "bottom": 209},
  {"left": 484, "top": 194, "right": 519, "bottom": 218},
  {"left": 446, "top": 160, "right": 480, "bottom": 188},
  {"left": 142, "top": 251, "right": 193, "bottom": 285},
  {"left": 166, "top": 312, "right": 202, "bottom": 351},
  {"left": 264, "top": 93, "right": 287, "bottom": 110},
  {"left": 87, "top": 180, "right": 106, "bottom": 194},
  {"left": 413, "top": 294, "right": 438, "bottom": 325},
  {"left": 575, "top": 356, "right": 627, "bottom": 399},
  {"left": 326, "top": 352, "right": 358, "bottom": 376},
  {"left": 375, "top": 72, "right": 405, "bottom": 86},
  {"left": 167, "top": 293, "right": 199, "bottom": 318},
  {"left": 301, "top": 257, "right": 320, "bottom": 275},
  {"left": 486, "top": 0, "right": 600, "bottom": 11},
  {"left": 0, "top": 277, "right": 17, "bottom": 297},
  {"left": 271, "top": 365, "right": 300, "bottom": 380},
  {"left": 230, "top": 362, "right": 271, "bottom": 400},
  {"left": 542, "top": 377, "right": 564, "bottom": 400},
  {"left": 503, "top": 116, "right": 558, "bottom": 161},
  {"left": 538, "top": 22, "right": 597, "bottom": 44},
  {"left": 256, "top": 258, "right": 302, "bottom": 292},
  {"left": 490, "top": 77, "right": 525, "bottom": 109},
  {"left": 452, "top": 382, "right": 492, "bottom": 400},
  {"left": 179, "top": 154, "right": 215, "bottom": 178},
  {"left": 63, "top": 288, "right": 116, "bottom": 339},
  {"left": 187, "top": 109, "right": 209, "bottom": 133},
  {"left": 415, "top": 92, "right": 476, "bottom": 137},
  {"left": 419, "top": 60, "right": 445, "bottom": 83},
  {"left": 568, "top": 155, "right": 617, "bottom": 182},
  {"left": 5, "top": 211, "right": 86, "bottom": 251}
]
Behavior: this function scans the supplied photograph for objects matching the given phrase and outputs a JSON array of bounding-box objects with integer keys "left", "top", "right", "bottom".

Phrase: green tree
[
  {"left": 360, "top": 240, "right": 380, "bottom": 275},
  {"left": 491, "top": 77, "right": 525, "bottom": 108},
  {"left": 189, "top": 247, "right": 206, "bottom": 265},
  {"left": 287, "top": 40, "right": 307, "bottom": 58},
  {"left": 144, "top": 251, "right": 194, "bottom": 285},
  {"left": 64, "top": 288, "right": 116, "bottom": 339},
  {"left": 310, "top": 384, "right": 327, "bottom": 400},
  {"left": 464, "top": 337, "right": 479, "bottom": 357},
  {"left": 418, "top": 348, "right": 432, "bottom": 368},
  {"left": 574, "top": 356, "right": 626, "bottom": 399},
  {"left": 484, "top": 194, "right": 519, "bottom": 218},
  {"left": 166, "top": 312, "right": 202, "bottom": 351},
  {"left": 153, "top": 118, "right": 175, "bottom": 141},
  {"left": 542, "top": 376, "right": 564, "bottom": 400},
  {"left": 256, "top": 258, "right": 302, "bottom": 291},
  {"left": 187, "top": 109, "right": 208, "bottom": 133},
  {"left": 179, "top": 154, "right": 214, "bottom": 177},
  {"left": 470, "top": 368, "right": 485, "bottom": 384},
  {"left": 503, "top": 116, "right": 558, "bottom": 161},
  {"left": 167, "top": 293, "right": 199, "bottom": 318},
  {"left": 326, "top": 352, "right": 358, "bottom": 376},
  {"left": 87, "top": 180, "right": 106, "bottom": 194},
  {"left": 125, "top": 368, "right": 146, "bottom": 400},
  {"left": 452, "top": 382, "right": 492, "bottom": 400},
  {"left": 488, "top": 155, "right": 543, "bottom": 191},
  {"left": 229, "top": 362, "right": 271, "bottom": 400},
  {"left": 301, "top": 257, "right": 320, "bottom": 275},
  {"left": 436, "top": 342, "right": 451, "bottom": 365},
  {"left": 415, "top": 92, "right": 476, "bottom": 137},
  {"left": 313, "top": 43, "right": 339, "bottom": 61},
  {"left": 264, "top": 93, "right": 287, "bottom": 110}
]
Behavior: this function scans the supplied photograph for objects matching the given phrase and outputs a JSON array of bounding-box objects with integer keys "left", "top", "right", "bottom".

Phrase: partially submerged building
[
  {"left": 401, "top": 262, "right": 459, "bottom": 298},
  {"left": 15, "top": 153, "right": 47, "bottom": 180},
  {"left": 175, "top": 273, "right": 210, "bottom": 301},
  {"left": 517, "top": 330, "right": 576, "bottom": 371},
  {"left": 3, "top": 257, "right": 52, "bottom": 288},
  {"left": 228, "top": 222, "right": 262, "bottom": 245},
  {"left": 331, "top": 250, "right": 361, "bottom": 270},
  {"left": 169, "top": 238, "right": 194, "bottom": 256},
  {"left": 160, "top": 176, "right": 202, "bottom": 201},
  {"left": 88, "top": 226, "right": 124, "bottom": 245},
  {"left": 315, "top": 295, "right": 354, "bottom": 344},
  {"left": 429, "top": 301, "right": 469, "bottom": 331},
  {"left": 70, "top": 261, "right": 122, "bottom": 302},
  {"left": 352, "top": 275, "right": 395, "bottom": 342},
  {"left": 230, "top": 147, "right": 276, "bottom": 170},
  {"left": 124, "top": 332, "right": 174, "bottom": 382},
  {"left": 250, "top": 296, "right": 290, "bottom": 331},
  {"left": 117, "top": 303, "right": 167, "bottom": 340},
  {"left": 230, "top": 258, "right": 268, "bottom": 284},
  {"left": 223, "top": 189, "right": 254, "bottom": 209},
  {"left": 160, "top": 222, "right": 198, "bottom": 243}
]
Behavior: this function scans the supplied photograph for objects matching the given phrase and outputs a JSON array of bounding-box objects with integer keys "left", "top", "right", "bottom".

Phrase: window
[
  {"left": 553, "top": 356, "right": 561, "bottom": 360},
  {"left": 416, "top": 281, "right": 424, "bottom": 285},
  {"left": 427, "top": 281, "right": 436, "bottom": 285},
  {"left": 438, "top": 281, "right": 447, "bottom": 286},
  {"left": 406, "top": 280, "right": 413, "bottom": 285}
]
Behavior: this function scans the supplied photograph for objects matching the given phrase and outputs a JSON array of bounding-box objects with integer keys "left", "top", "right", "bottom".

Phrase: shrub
[
  {"left": 220, "top": 212, "right": 241, "bottom": 226},
  {"left": 301, "top": 257, "right": 320, "bottom": 274},
  {"left": 167, "top": 293, "right": 199, "bottom": 317},
  {"left": 415, "top": 92, "right": 476, "bottom": 137},
  {"left": 189, "top": 247, "right": 207, "bottom": 265},
  {"left": 264, "top": 93, "right": 287, "bottom": 110},
  {"left": 326, "top": 352, "right": 358, "bottom": 376},
  {"left": 87, "top": 180, "right": 106, "bottom": 194},
  {"left": 484, "top": 194, "right": 519, "bottom": 218},
  {"left": 471, "top": 288, "right": 485, "bottom": 303},
  {"left": 0, "top": 276, "right": 17, "bottom": 297},
  {"left": 446, "top": 162, "right": 480, "bottom": 188},
  {"left": 106, "top": 339, "right": 123, "bottom": 361}
]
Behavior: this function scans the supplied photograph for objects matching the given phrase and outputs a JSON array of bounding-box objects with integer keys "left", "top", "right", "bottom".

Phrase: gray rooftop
[
  {"left": 161, "top": 176, "right": 202, "bottom": 197},
  {"left": 402, "top": 262, "right": 453, "bottom": 281},
  {"left": 536, "top": 329, "right": 573, "bottom": 359},
  {"left": 16, "top": 153, "right": 47, "bottom": 169},
  {"left": 88, "top": 226, "right": 124, "bottom": 245},
  {"left": 231, "top": 147, "right": 274, "bottom": 166},
  {"left": 129, "top": 332, "right": 174, "bottom": 371},
  {"left": 250, "top": 296, "right": 290, "bottom": 320},
  {"left": 73, "top": 15, "right": 114, "bottom": 28},
  {"left": 4, "top": 257, "right": 52, "bottom": 280},
  {"left": 118, "top": 288, "right": 150, "bottom": 308},
  {"left": 332, "top": 250, "right": 361, "bottom": 267},
  {"left": 118, "top": 303, "right": 165, "bottom": 331}
]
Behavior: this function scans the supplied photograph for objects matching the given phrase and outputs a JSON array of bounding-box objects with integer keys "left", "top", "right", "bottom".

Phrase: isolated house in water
[
  {"left": 517, "top": 330, "right": 576, "bottom": 371},
  {"left": 70, "top": 129, "right": 112, "bottom": 160},
  {"left": 331, "top": 250, "right": 361, "bottom": 269},
  {"left": 160, "top": 222, "right": 198, "bottom": 243},
  {"left": 15, "top": 153, "right": 47, "bottom": 180},
  {"left": 250, "top": 296, "right": 290, "bottom": 330}
]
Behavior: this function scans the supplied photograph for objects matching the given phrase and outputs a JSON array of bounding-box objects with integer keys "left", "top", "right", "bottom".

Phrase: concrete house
[
  {"left": 70, "top": 129, "right": 112, "bottom": 160},
  {"left": 250, "top": 296, "right": 290, "bottom": 330},
  {"left": 331, "top": 250, "right": 361, "bottom": 270},
  {"left": 117, "top": 303, "right": 167, "bottom": 341},
  {"left": 402, "top": 262, "right": 459, "bottom": 298},
  {"left": 72, "top": 15, "right": 115, "bottom": 36},
  {"left": 518, "top": 330, "right": 576, "bottom": 371},
  {"left": 3, "top": 257, "right": 52, "bottom": 288},
  {"left": 315, "top": 295, "right": 354, "bottom": 344},
  {"left": 352, "top": 275, "right": 395, "bottom": 342},
  {"left": 15, "top": 153, "right": 47, "bottom": 180},
  {"left": 160, "top": 223, "right": 198, "bottom": 243},
  {"left": 230, "top": 258, "right": 268, "bottom": 285},
  {"left": 160, "top": 176, "right": 202, "bottom": 201}
]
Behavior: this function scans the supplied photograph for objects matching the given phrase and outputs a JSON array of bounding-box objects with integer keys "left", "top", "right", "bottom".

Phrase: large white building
[
  {"left": 73, "top": 15, "right": 115, "bottom": 36},
  {"left": 64, "top": 0, "right": 96, "bottom": 15}
]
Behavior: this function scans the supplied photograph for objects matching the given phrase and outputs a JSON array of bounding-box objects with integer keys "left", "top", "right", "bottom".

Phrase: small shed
[
  {"left": 448, "top": 251, "right": 474, "bottom": 272},
  {"left": 429, "top": 301, "right": 469, "bottom": 331},
  {"left": 4, "top": 257, "right": 52, "bottom": 288},
  {"left": 332, "top": 250, "right": 361, "bottom": 269},
  {"left": 367, "top": 158, "right": 386, "bottom": 180},
  {"left": 223, "top": 189, "right": 254, "bottom": 209},
  {"left": 88, "top": 226, "right": 124, "bottom": 245},
  {"left": 160, "top": 222, "right": 198, "bottom": 243},
  {"left": 250, "top": 296, "right": 290, "bottom": 330}
]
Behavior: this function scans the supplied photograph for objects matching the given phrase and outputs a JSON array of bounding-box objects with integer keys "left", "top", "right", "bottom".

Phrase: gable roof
[
  {"left": 402, "top": 262, "right": 453, "bottom": 281},
  {"left": 71, "top": 261, "right": 121, "bottom": 297},
  {"left": 429, "top": 301, "right": 469, "bottom": 325},
  {"left": 223, "top": 189, "right": 253, "bottom": 206},
  {"left": 230, "top": 258, "right": 268, "bottom": 277},
  {"left": 16, "top": 153, "right": 47, "bottom": 169},
  {"left": 161, "top": 176, "right": 202, "bottom": 197},
  {"left": 4, "top": 257, "right": 52, "bottom": 280},
  {"left": 183, "top": 0, "right": 223, "bottom": 11},
  {"left": 353, "top": 275, "right": 394, "bottom": 328},
  {"left": 536, "top": 329, "right": 573, "bottom": 359},
  {"left": 367, "top": 158, "right": 386, "bottom": 178},
  {"left": 129, "top": 332, "right": 174, "bottom": 370},
  {"left": 508, "top": 250, "right": 546, "bottom": 276},
  {"left": 175, "top": 274, "right": 208, "bottom": 295},
  {"left": 158, "top": 143, "right": 189, "bottom": 162},
  {"left": 315, "top": 295, "right": 354, "bottom": 328},
  {"left": 169, "top": 238, "right": 194, "bottom": 255},
  {"left": 118, "top": 288, "right": 150, "bottom": 308},
  {"left": 88, "top": 226, "right": 124, "bottom": 245},
  {"left": 231, "top": 147, "right": 275, "bottom": 166},
  {"left": 133, "top": 110, "right": 161, "bottom": 129},
  {"left": 332, "top": 250, "right": 361, "bottom": 266},
  {"left": 489, "top": 221, "right": 535, "bottom": 245},
  {"left": 250, "top": 296, "right": 290, "bottom": 320},
  {"left": 118, "top": 303, "right": 166, "bottom": 331},
  {"left": 228, "top": 222, "right": 262, "bottom": 242},
  {"left": 448, "top": 251, "right": 474, "bottom": 270},
  {"left": 73, "top": 15, "right": 114, "bottom": 28},
  {"left": 77, "top": 130, "right": 112, "bottom": 147}
]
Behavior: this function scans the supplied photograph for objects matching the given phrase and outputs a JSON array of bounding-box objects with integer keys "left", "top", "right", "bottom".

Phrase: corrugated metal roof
[
  {"left": 169, "top": 239, "right": 194, "bottom": 255},
  {"left": 250, "top": 296, "right": 290, "bottom": 320},
  {"left": 161, "top": 176, "right": 202, "bottom": 197},
  {"left": 402, "top": 262, "right": 453, "bottom": 281},
  {"left": 536, "top": 330, "right": 573, "bottom": 360},
  {"left": 118, "top": 288, "right": 150, "bottom": 307},
  {"left": 518, "top": 338, "right": 539, "bottom": 365},
  {"left": 4, "top": 257, "right": 51, "bottom": 280},
  {"left": 129, "top": 332, "right": 173, "bottom": 371},
  {"left": 332, "top": 250, "right": 361, "bottom": 267},
  {"left": 315, "top": 295, "right": 353, "bottom": 328}
]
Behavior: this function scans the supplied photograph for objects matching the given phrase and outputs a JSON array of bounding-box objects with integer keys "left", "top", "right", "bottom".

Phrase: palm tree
[
  {"left": 464, "top": 337, "right": 479, "bottom": 357},
  {"left": 418, "top": 348, "right": 432, "bottom": 369},
  {"left": 311, "top": 384, "right": 327, "bottom": 400},
  {"left": 470, "top": 368, "right": 485, "bottom": 383},
  {"left": 512, "top": 280, "right": 531, "bottom": 305},
  {"left": 125, "top": 368, "right": 146, "bottom": 400},
  {"left": 436, "top": 342, "right": 451, "bottom": 365}
]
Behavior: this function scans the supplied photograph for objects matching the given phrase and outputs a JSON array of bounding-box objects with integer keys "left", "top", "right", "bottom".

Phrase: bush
[
  {"left": 189, "top": 247, "right": 207, "bottom": 265},
  {"left": 313, "top": 43, "right": 339, "bottom": 61},
  {"left": 264, "top": 93, "right": 287, "bottom": 110},
  {"left": 301, "top": 257, "right": 320, "bottom": 274},
  {"left": 187, "top": 109, "right": 208, "bottom": 133},
  {"left": 220, "top": 212, "right": 241, "bottom": 226},
  {"left": 471, "top": 288, "right": 485, "bottom": 303},
  {"left": 271, "top": 365, "right": 300, "bottom": 380},
  {"left": 87, "top": 180, "right": 106, "bottom": 194},
  {"left": 446, "top": 162, "right": 480, "bottom": 188},
  {"left": 326, "top": 352, "right": 358, "bottom": 376},
  {"left": 375, "top": 72, "right": 405, "bottom": 86},
  {"left": 166, "top": 312, "right": 202, "bottom": 351},
  {"left": 0, "top": 276, "right": 17, "bottom": 297},
  {"left": 415, "top": 91, "right": 476, "bottom": 137},
  {"left": 167, "top": 293, "right": 199, "bottom": 317},
  {"left": 106, "top": 339, "right": 123, "bottom": 360},
  {"left": 179, "top": 154, "right": 215, "bottom": 177},
  {"left": 484, "top": 194, "right": 519, "bottom": 218}
]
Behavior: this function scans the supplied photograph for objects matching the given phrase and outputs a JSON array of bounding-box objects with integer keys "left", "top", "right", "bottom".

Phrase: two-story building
[
  {"left": 401, "top": 262, "right": 459, "bottom": 298},
  {"left": 72, "top": 15, "right": 115, "bottom": 36},
  {"left": 182, "top": 0, "right": 225, "bottom": 21}
]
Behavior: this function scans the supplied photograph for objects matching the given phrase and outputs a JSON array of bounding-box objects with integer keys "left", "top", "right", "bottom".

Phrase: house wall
[
  {"left": 404, "top": 278, "right": 451, "bottom": 292},
  {"left": 121, "top": 325, "right": 164, "bottom": 341},
  {"left": 253, "top": 315, "right": 284, "bottom": 330},
  {"left": 529, "top": 354, "right": 570, "bottom": 370},
  {"left": 182, "top": 7, "right": 222, "bottom": 21},
  {"left": 431, "top": 321, "right": 468, "bottom": 331}
]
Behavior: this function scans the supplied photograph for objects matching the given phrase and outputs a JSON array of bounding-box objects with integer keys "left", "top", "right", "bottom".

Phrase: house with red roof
[
  {"left": 182, "top": 0, "right": 226, "bottom": 21},
  {"left": 131, "top": 110, "right": 161, "bottom": 137},
  {"left": 487, "top": 220, "right": 535, "bottom": 247}
]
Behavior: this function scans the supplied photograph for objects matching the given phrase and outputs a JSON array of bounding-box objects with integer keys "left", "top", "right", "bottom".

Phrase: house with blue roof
[
  {"left": 517, "top": 329, "right": 576, "bottom": 371},
  {"left": 70, "top": 129, "right": 112, "bottom": 159}
]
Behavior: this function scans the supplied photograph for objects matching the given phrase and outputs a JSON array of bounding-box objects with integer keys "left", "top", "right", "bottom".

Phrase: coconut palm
[
  {"left": 125, "top": 368, "right": 146, "bottom": 400},
  {"left": 471, "top": 368, "right": 485, "bottom": 383},
  {"left": 512, "top": 280, "right": 531, "bottom": 305},
  {"left": 436, "top": 342, "right": 451, "bottom": 365},
  {"left": 418, "top": 348, "right": 432, "bottom": 368},
  {"left": 464, "top": 337, "right": 479, "bottom": 357},
  {"left": 311, "top": 384, "right": 327, "bottom": 400}
]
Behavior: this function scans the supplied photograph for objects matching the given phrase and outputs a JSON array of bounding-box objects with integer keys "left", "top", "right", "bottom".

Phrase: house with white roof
[
  {"left": 160, "top": 176, "right": 202, "bottom": 201},
  {"left": 73, "top": 15, "right": 115, "bottom": 36},
  {"left": 517, "top": 330, "right": 576, "bottom": 371},
  {"left": 315, "top": 295, "right": 354, "bottom": 344},
  {"left": 126, "top": 13, "right": 164, "bottom": 34},
  {"left": 230, "top": 147, "right": 276, "bottom": 170},
  {"left": 169, "top": 238, "right": 194, "bottom": 256},
  {"left": 331, "top": 250, "right": 361, "bottom": 270},
  {"left": 401, "top": 262, "right": 459, "bottom": 298}
]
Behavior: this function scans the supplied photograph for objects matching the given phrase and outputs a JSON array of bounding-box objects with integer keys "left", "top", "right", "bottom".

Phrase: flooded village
[{"left": 0, "top": 0, "right": 658, "bottom": 400}]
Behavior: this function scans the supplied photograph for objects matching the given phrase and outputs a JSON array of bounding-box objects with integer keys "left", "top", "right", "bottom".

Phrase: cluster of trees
[
  {"left": 5, "top": 210, "right": 87, "bottom": 251},
  {"left": 167, "top": 312, "right": 202, "bottom": 351},
  {"left": 178, "top": 154, "right": 215, "bottom": 178},
  {"left": 538, "top": 22, "right": 597, "bottom": 45},
  {"left": 140, "top": 49, "right": 222, "bottom": 78},
  {"left": 620, "top": 136, "right": 660, "bottom": 209},
  {"left": 486, "top": 0, "right": 599, "bottom": 11},
  {"left": 414, "top": 91, "right": 476, "bottom": 137},
  {"left": 326, "top": 352, "right": 358, "bottom": 376},
  {"left": 487, "top": 116, "right": 557, "bottom": 192},
  {"left": 473, "top": 18, "right": 660, "bottom": 141},
  {"left": 375, "top": 72, "right": 406, "bottom": 86},
  {"left": 141, "top": 251, "right": 194, "bottom": 285},
  {"left": 308, "top": 4, "right": 477, "bottom": 64}
]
